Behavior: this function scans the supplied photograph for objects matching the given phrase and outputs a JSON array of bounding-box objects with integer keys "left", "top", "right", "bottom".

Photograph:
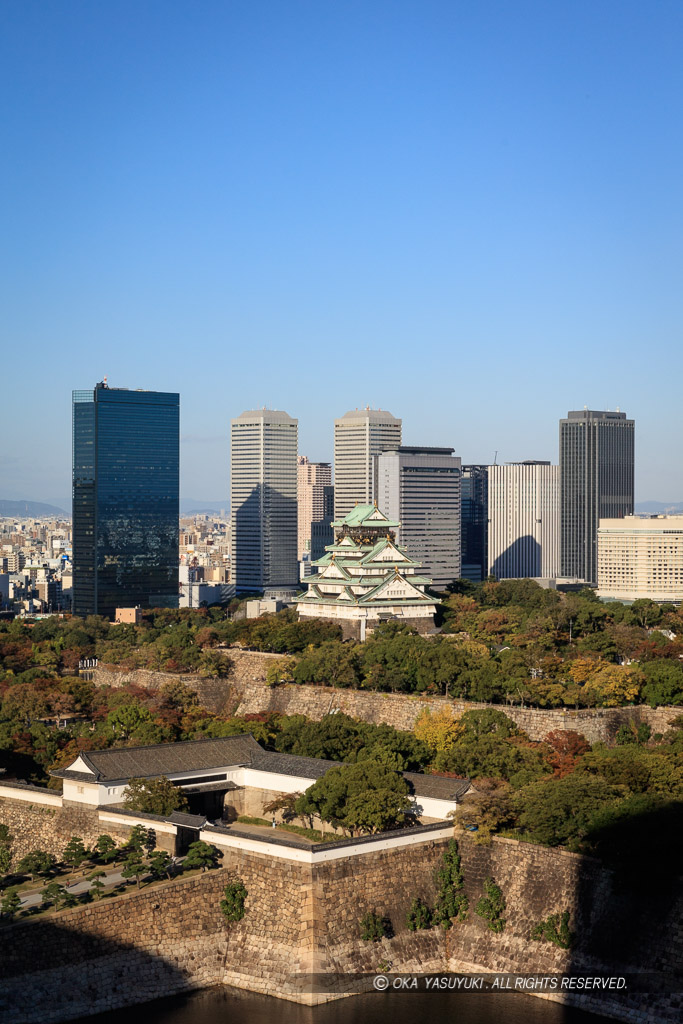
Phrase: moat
[{"left": 79, "top": 985, "right": 608, "bottom": 1024}]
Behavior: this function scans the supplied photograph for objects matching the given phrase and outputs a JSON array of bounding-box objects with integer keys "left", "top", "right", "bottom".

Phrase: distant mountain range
[
  {"left": 635, "top": 501, "right": 683, "bottom": 515},
  {"left": 0, "top": 499, "right": 68, "bottom": 518}
]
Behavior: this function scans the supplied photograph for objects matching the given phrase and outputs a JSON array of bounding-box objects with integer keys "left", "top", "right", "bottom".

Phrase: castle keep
[{"left": 296, "top": 503, "right": 439, "bottom": 638}]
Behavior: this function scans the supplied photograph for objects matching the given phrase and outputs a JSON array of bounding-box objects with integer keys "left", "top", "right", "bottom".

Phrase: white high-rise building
[
  {"left": 375, "top": 446, "right": 461, "bottom": 589},
  {"left": 597, "top": 515, "right": 683, "bottom": 602},
  {"left": 488, "top": 462, "right": 560, "bottom": 579},
  {"left": 333, "top": 408, "right": 401, "bottom": 521},
  {"left": 230, "top": 409, "right": 298, "bottom": 593},
  {"left": 297, "top": 456, "right": 332, "bottom": 559}
]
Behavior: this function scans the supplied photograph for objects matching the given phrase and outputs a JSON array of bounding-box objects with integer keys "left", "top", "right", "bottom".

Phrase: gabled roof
[
  {"left": 359, "top": 539, "right": 419, "bottom": 567},
  {"left": 332, "top": 504, "right": 401, "bottom": 529},
  {"left": 52, "top": 735, "right": 262, "bottom": 784},
  {"left": 359, "top": 573, "right": 436, "bottom": 605}
]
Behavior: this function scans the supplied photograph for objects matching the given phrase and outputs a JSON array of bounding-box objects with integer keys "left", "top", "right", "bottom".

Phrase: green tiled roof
[{"left": 331, "top": 503, "right": 401, "bottom": 529}]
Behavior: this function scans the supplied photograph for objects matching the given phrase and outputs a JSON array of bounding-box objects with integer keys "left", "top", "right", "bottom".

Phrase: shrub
[
  {"left": 433, "top": 839, "right": 468, "bottom": 929},
  {"left": 360, "top": 910, "right": 391, "bottom": 942},
  {"left": 406, "top": 896, "right": 432, "bottom": 931},
  {"left": 531, "top": 910, "right": 574, "bottom": 949},
  {"left": 475, "top": 877, "right": 506, "bottom": 933},
  {"left": 220, "top": 878, "right": 247, "bottom": 922}
]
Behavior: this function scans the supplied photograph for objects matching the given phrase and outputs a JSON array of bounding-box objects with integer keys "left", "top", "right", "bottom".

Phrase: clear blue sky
[{"left": 2, "top": 0, "right": 682, "bottom": 509}]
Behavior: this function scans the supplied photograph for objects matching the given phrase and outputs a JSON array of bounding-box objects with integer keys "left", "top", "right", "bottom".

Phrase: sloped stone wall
[
  {"left": 94, "top": 656, "right": 680, "bottom": 743},
  {"left": 0, "top": 832, "right": 680, "bottom": 1023}
]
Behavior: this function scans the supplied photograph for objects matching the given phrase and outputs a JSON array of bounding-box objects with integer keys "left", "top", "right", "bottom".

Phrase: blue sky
[{"left": 1, "top": 1, "right": 682, "bottom": 509}]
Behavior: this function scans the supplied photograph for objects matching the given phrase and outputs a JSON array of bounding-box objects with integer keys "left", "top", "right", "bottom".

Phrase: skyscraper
[
  {"left": 374, "top": 446, "right": 461, "bottom": 589},
  {"left": 72, "top": 381, "right": 179, "bottom": 618},
  {"left": 333, "top": 408, "right": 401, "bottom": 520},
  {"left": 560, "top": 409, "right": 635, "bottom": 583},
  {"left": 461, "top": 465, "right": 489, "bottom": 582},
  {"left": 230, "top": 409, "right": 298, "bottom": 592},
  {"left": 487, "top": 462, "right": 560, "bottom": 579},
  {"left": 297, "top": 456, "right": 332, "bottom": 559}
]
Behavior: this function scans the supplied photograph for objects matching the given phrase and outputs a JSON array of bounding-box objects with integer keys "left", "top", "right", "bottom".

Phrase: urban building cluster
[{"left": 4, "top": 384, "right": 681, "bottom": 622}]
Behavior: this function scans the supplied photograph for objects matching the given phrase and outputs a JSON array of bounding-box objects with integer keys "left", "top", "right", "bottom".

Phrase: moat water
[{"left": 77, "top": 985, "right": 608, "bottom": 1024}]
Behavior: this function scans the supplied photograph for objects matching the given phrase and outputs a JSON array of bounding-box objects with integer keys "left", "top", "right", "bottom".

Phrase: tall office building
[
  {"left": 374, "top": 446, "right": 461, "bottom": 589},
  {"left": 333, "top": 408, "right": 401, "bottom": 520},
  {"left": 297, "top": 456, "right": 332, "bottom": 559},
  {"left": 461, "top": 465, "right": 489, "bottom": 582},
  {"left": 230, "top": 409, "right": 298, "bottom": 592},
  {"left": 560, "top": 409, "right": 635, "bottom": 583},
  {"left": 72, "top": 381, "right": 179, "bottom": 618},
  {"left": 487, "top": 462, "right": 560, "bottom": 579}
]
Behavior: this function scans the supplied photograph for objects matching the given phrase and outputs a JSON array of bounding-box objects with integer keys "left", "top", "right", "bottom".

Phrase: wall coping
[
  {"left": 0, "top": 783, "right": 62, "bottom": 807},
  {"left": 203, "top": 820, "right": 454, "bottom": 863}
]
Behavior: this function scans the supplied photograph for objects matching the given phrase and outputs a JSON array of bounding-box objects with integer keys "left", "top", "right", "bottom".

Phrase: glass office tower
[
  {"left": 72, "top": 382, "right": 179, "bottom": 618},
  {"left": 560, "top": 409, "right": 634, "bottom": 584},
  {"left": 461, "top": 465, "right": 489, "bottom": 582}
]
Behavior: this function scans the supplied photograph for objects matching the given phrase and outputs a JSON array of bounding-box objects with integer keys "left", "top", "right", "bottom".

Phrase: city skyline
[{"left": 2, "top": 3, "right": 682, "bottom": 507}]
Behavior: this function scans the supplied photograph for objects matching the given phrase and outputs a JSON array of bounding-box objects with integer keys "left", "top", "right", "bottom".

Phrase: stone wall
[
  {"left": 94, "top": 656, "right": 680, "bottom": 743},
  {"left": 0, "top": 831, "right": 680, "bottom": 1023},
  {"left": 0, "top": 789, "right": 164, "bottom": 863}
]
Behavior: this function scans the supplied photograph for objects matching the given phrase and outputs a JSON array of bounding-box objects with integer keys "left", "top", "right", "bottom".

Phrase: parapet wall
[{"left": 94, "top": 657, "right": 681, "bottom": 744}]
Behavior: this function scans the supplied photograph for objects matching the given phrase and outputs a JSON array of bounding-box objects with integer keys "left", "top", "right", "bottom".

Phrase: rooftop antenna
[{"left": 493, "top": 450, "right": 498, "bottom": 465}]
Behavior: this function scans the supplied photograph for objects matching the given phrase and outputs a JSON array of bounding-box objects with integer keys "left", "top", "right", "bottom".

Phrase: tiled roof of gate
[
  {"left": 51, "top": 735, "right": 470, "bottom": 804},
  {"left": 52, "top": 734, "right": 262, "bottom": 783}
]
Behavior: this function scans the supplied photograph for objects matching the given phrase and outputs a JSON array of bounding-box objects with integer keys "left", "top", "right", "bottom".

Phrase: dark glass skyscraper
[
  {"left": 72, "top": 382, "right": 179, "bottom": 618},
  {"left": 560, "top": 409, "right": 634, "bottom": 584},
  {"left": 461, "top": 465, "right": 489, "bottom": 582}
]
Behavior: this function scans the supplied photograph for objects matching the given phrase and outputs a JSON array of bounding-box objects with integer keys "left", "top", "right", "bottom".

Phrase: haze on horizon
[{"left": 1, "top": 1, "right": 682, "bottom": 510}]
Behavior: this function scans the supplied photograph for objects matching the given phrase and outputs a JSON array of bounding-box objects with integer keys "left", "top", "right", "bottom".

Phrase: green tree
[
  {"left": 41, "top": 880, "right": 71, "bottom": 908},
  {"left": 87, "top": 870, "right": 107, "bottom": 899},
  {"left": 183, "top": 840, "right": 221, "bottom": 872},
  {"left": 123, "top": 776, "right": 189, "bottom": 816},
  {"left": 17, "top": 849, "right": 56, "bottom": 882},
  {"left": 475, "top": 877, "right": 506, "bottom": 933},
  {"left": 516, "top": 775, "right": 622, "bottom": 849},
  {"left": 121, "top": 854, "right": 147, "bottom": 889},
  {"left": 0, "top": 824, "right": 13, "bottom": 877},
  {"left": 62, "top": 836, "right": 89, "bottom": 874},
  {"left": 94, "top": 834, "right": 118, "bottom": 863},
  {"left": 295, "top": 761, "right": 412, "bottom": 835},
  {"left": 1, "top": 887, "right": 21, "bottom": 921},
  {"left": 148, "top": 850, "right": 173, "bottom": 880}
]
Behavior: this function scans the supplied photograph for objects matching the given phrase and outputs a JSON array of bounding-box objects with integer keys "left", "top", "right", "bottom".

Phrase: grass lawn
[{"left": 235, "top": 815, "right": 337, "bottom": 843}]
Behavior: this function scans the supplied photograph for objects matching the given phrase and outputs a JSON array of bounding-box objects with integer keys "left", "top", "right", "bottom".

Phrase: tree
[
  {"left": 123, "top": 776, "right": 189, "bottom": 816},
  {"left": 515, "top": 775, "right": 622, "bottom": 849},
  {"left": 262, "top": 793, "right": 300, "bottom": 823},
  {"left": 295, "top": 761, "right": 412, "bottom": 835},
  {"left": 41, "top": 880, "right": 70, "bottom": 908},
  {"left": 121, "top": 854, "right": 147, "bottom": 889},
  {"left": 62, "top": 836, "right": 89, "bottom": 875},
  {"left": 454, "top": 779, "right": 515, "bottom": 842},
  {"left": 94, "top": 834, "right": 118, "bottom": 863},
  {"left": 148, "top": 850, "right": 173, "bottom": 880},
  {"left": 17, "top": 850, "right": 56, "bottom": 882},
  {"left": 413, "top": 707, "right": 460, "bottom": 754},
  {"left": 87, "top": 870, "right": 107, "bottom": 899},
  {"left": 0, "top": 824, "right": 13, "bottom": 877},
  {"left": 544, "top": 730, "right": 591, "bottom": 777},
  {"left": 1, "top": 887, "right": 21, "bottom": 921},
  {"left": 532, "top": 910, "right": 574, "bottom": 949},
  {"left": 184, "top": 840, "right": 221, "bottom": 872},
  {"left": 266, "top": 657, "right": 297, "bottom": 686},
  {"left": 360, "top": 910, "right": 391, "bottom": 941}
]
